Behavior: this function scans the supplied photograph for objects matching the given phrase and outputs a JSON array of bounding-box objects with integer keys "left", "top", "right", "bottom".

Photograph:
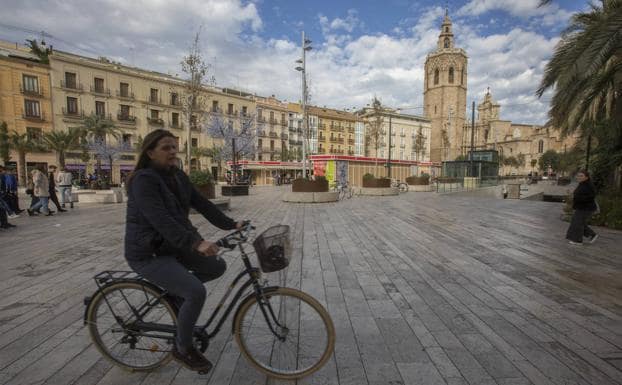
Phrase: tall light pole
[{"left": 295, "top": 31, "right": 312, "bottom": 178}]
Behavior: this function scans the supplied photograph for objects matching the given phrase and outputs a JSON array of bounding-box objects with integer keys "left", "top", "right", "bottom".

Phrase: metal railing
[{"left": 435, "top": 176, "right": 499, "bottom": 193}]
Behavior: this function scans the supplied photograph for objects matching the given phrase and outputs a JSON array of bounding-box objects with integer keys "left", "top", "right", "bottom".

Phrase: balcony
[
  {"left": 258, "top": 130, "right": 267, "bottom": 137},
  {"left": 95, "top": 113, "right": 113, "bottom": 121},
  {"left": 348, "top": 139, "right": 355, "bottom": 145},
  {"left": 20, "top": 86, "right": 43, "bottom": 98},
  {"left": 281, "top": 119, "right": 288, "bottom": 126},
  {"left": 348, "top": 150, "right": 355, "bottom": 156},
  {"left": 90, "top": 86, "right": 111, "bottom": 96},
  {"left": 269, "top": 131, "right": 278, "bottom": 138},
  {"left": 117, "top": 113, "right": 137, "bottom": 124},
  {"left": 257, "top": 116, "right": 266, "bottom": 123},
  {"left": 116, "top": 90, "right": 135, "bottom": 100},
  {"left": 22, "top": 112, "right": 45, "bottom": 121},
  {"left": 226, "top": 109, "right": 238, "bottom": 117},
  {"left": 62, "top": 108, "right": 84, "bottom": 119},
  {"left": 400, "top": 133, "right": 406, "bottom": 137},
  {"left": 149, "top": 96, "right": 162, "bottom": 105},
  {"left": 169, "top": 121, "right": 183, "bottom": 129},
  {"left": 60, "top": 80, "right": 83, "bottom": 91},
  {"left": 269, "top": 118, "right": 278, "bottom": 125},
  {"left": 281, "top": 133, "right": 288, "bottom": 140},
  {"left": 170, "top": 98, "right": 182, "bottom": 107},
  {"left": 318, "top": 135, "right": 326, "bottom": 141},
  {"left": 212, "top": 106, "right": 223, "bottom": 114},
  {"left": 348, "top": 127, "right": 354, "bottom": 133},
  {"left": 317, "top": 148, "right": 326, "bottom": 154},
  {"left": 147, "top": 117, "right": 164, "bottom": 126}
]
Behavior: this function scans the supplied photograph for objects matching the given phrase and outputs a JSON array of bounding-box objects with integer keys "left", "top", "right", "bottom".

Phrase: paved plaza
[{"left": 0, "top": 186, "right": 621, "bottom": 385}]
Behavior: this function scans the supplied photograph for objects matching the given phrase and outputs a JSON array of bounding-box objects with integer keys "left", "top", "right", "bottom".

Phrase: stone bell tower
[{"left": 423, "top": 8, "right": 468, "bottom": 162}]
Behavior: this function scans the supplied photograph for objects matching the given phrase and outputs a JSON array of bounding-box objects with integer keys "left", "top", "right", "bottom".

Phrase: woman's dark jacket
[
  {"left": 125, "top": 167, "right": 236, "bottom": 262},
  {"left": 572, "top": 180, "right": 597, "bottom": 211}
]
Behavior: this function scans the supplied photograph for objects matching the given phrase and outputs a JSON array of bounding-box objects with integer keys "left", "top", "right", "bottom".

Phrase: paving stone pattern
[{"left": 0, "top": 186, "right": 621, "bottom": 385}]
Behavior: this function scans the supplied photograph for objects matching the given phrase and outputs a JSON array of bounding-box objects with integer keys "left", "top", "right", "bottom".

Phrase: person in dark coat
[
  {"left": 47, "top": 165, "right": 66, "bottom": 212},
  {"left": 566, "top": 170, "right": 598, "bottom": 245},
  {"left": 125, "top": 129, "right": 243, "bottom": 372}
]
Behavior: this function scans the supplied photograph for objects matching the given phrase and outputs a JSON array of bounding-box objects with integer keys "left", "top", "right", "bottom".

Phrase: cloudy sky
[{"left": 0, "top": 0, "right": 586, "bottom": 124}]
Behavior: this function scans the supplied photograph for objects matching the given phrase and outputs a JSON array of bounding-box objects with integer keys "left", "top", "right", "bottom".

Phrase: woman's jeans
[
  {"left": 30, "top": 196, "right": 50, "bottom": 214},
  {"left": 566, "top": 209, "right": 596, "bottom": 242},
  {"left": 58, "top": 186, "right": 72, "bottom": 205},
  {"left": 128, "top": 253, "right": 226, "bottom": 353}
]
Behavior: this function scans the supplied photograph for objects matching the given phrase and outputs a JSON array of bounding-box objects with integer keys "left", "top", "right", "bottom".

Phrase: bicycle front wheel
[
  {"left": 233, "top": 287, "right": 335, "bottom": 380},
  {"left": 86, "top": 281, "right": 177, "bottom": 371},
  {"left": 399, "top": 183, "right": 409, "bottom": 193}
]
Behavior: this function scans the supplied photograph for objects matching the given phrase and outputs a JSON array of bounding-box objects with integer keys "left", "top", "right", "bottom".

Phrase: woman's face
[
  {"left": 147, "top": 136, "right": 178, "bottom": 168},
  {"left": 576, "top": 172, "right": 588, "bottom": 183}
]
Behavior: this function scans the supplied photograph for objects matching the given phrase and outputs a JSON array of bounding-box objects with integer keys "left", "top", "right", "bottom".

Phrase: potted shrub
[
  {"left": 189, "top": 170, "right": 215, "bottom": 199},
  {"left": 406, "top": 173, "right": 431, "bottom": 191},
  {"left": 362, "top": 173, "right": 391, "bottom": 188},
  {"left": 292, "top": 175, "right": 329, "bottom": 192}
]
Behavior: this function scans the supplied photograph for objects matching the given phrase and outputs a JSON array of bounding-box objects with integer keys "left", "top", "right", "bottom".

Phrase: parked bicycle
[
  {"left": 83, "top": 222, "right": 335, "bottom": 379},
  {"left": 333, "top": 181, "right": 354, "bottom": 200},
  {"left": 391, "top": 179, "right": 409, "bottom": 193}
]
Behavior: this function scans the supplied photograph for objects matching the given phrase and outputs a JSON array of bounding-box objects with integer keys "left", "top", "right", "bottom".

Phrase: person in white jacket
[
  {"left": 28, "top": 169, "right": 51, "bottom": 216},
  {"left": 56, "top": 166, "right": 74, "bottom": 209}
]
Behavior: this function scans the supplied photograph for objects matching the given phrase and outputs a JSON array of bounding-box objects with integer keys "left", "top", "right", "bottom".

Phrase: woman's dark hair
[
  {"left": 577, "top": 169, "right": 591, "bottom": 179},
  {"left": 126, "top": 129, "right": 176, "bottom": 189}
]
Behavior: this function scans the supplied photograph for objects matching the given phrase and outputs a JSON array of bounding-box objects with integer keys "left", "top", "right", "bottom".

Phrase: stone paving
[{"left": 0, "top": 186, "right": 621, "bottom": 385}]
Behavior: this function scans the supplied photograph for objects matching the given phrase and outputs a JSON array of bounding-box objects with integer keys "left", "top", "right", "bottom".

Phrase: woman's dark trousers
[
  {"left": 128, "top": 253, "right": 226, "bottom": 353},
  {"left": 566, "top": 209, "right": 596, "bottom": 243}
]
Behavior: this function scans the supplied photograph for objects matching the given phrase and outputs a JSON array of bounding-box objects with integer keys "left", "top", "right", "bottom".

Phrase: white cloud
[
  {"left": 0, "top": 1, "right": 562, "bottom": 124},
  {"left": 457, "top": 0, "right": 572, "bottom": 27}
]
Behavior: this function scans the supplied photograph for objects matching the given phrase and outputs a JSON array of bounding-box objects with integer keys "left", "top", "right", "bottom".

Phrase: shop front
[{"left": 226, "top": 160, "right": 303, "bottom": 186}]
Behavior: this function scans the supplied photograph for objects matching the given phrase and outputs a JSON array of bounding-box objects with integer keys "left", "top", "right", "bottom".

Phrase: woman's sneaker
[
  {"left": 568, "top": 240, "right": 583, "bottom": 245},
  {"left": 588, "top": 234, "right": 599, "bottom": 244},
  {"left": 172, "top": 346, "right": 213, "bottom": 371}
]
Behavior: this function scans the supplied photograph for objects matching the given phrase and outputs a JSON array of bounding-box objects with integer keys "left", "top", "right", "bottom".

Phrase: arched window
[
  {"left": 461, "top": 69, "right": 464, "bottom": 85},
  {"left": 538, "top": 139, "right": 544, "bottom": 153},
  {"left": 434, "top": 68, "right": 439, "bottom": 85},
  {"left": 498, "top": 147, "right": 504, "bottom": 158},
  {"left": 445, "top": 27, "right": 449, "bottom": 33},
  {"left": 444, "top": 38, "right": 450, "bottom": 48},
  {"left": 448, "top": 67, "right": 454, "bottom": 83}
]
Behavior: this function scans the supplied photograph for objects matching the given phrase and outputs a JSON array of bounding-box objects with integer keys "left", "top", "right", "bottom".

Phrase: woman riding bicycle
[{"left": 125, "top": 129, "right": 244, "bottom": 372}]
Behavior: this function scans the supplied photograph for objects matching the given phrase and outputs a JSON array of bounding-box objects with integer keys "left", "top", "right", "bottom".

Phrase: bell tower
[{"left": 423, "top": 8, "right": 468, "bottom": 162}]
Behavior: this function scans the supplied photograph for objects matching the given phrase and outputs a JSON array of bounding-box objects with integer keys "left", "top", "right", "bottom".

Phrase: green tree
[
  {"left": 364, "top": 97, "right": 385, "bottom": 175},
  {"left": 538, "top": 150, "right": 562, "bottom": 172},
  {"left": 537, "top": 0, "right": 622, "bottom": 135},
  {"left": 530, "top": 158, "right": 538, "bottom": 171},
  {"left": 0, "top": 121, "right": 9, "bottom": 165},
  {"left": 9, "top": 131, "right": 41, "bottom": 186},
  {"left": 42, "top": 128, "right": 80, "bottom": 168},
  {"left": 26, "top": 39, "right": 51, "bottom": 64}
]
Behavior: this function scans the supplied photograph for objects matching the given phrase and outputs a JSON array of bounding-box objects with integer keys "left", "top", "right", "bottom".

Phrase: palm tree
[
  {"left": 537, "top": 0, "right": 622, "bottom": 135},
  {"left": 72, "top": 114, "right": 122, "bottom": 177},
  {"left": 9, "top": 131, "right": 41, "bottom": 186},
  {"left": 42, "top": 128, "right": 80, "bottom": 168}
]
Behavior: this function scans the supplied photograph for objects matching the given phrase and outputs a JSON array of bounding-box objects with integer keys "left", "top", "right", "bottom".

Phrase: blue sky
[{"left": 0, "top": 0, "right": 588, "bottom": 124}]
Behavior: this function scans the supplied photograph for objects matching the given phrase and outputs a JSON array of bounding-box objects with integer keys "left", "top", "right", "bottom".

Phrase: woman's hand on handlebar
[
  {"left": 196, "top": 240, "right": 220, "bottom": 256},
  {"left": 235, "top": 221, "right": 245, "bottom": 230}
]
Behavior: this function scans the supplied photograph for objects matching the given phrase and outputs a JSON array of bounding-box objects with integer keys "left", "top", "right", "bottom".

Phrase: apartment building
[
  {"left": 255, "top": 96, "right": 289, "bottom": 161},
  {"left": 0, "top": 41, "right": 55, "bottom": 174}
]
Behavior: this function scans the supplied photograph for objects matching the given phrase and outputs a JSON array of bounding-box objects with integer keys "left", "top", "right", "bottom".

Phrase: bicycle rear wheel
[
  {"left": 399, "top": 182, "right": 409, "bottom": 193},
  {"left": 233, "top": 287, "right": 335, "bottom": 380},
  {"left": 85, "top": 281, "right": 177, "bottom": 371}
]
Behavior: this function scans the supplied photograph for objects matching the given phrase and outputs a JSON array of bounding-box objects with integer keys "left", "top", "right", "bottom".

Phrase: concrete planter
[
  {"left": 437, "top": 182, "right": 461, "bottom": 190},
  {"left": 75, "top": 188, "right": 124, "bottom": 204},
  {"left": 221, "top": 185, "right": 249, "bottom": 196},
  {"left": 360, "top": 187, "right": 399, "bottom": 196},
  {"left": 282, "top": 191, "right": 339, "bottom": 203},
  {"left": 292, "top": 179, "right": 329, "bottom": 192},
  {"left": 408, "top": 184, "right": 433, "bottom": 192},
  {"left": 195, "top": 183, "right": 216, "bottom": 199}
]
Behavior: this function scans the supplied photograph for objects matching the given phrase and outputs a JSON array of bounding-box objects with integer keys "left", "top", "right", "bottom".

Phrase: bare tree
[
  {"left": 180, "top": 31, "right": 212, "bottom": 173},
  {"left": 89, "top": 137, "right": 132, "bottom": 187},
  {"left": 364, "top": 97, "right": 385, "bottom": 176}
]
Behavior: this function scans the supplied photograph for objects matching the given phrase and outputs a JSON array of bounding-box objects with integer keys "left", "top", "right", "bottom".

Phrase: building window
[
  {"left": 170, "top": 92, "right": 179, "bottom": 106},
  {"left": 66, "top": 97, "right": 78, "bottom": 114},
  {"left": 95, "top": 101, "right": 106, "bottom": 117},
  {"left": 94, "top": 77, "right": 105, "bottom": 93},
  {"left": 444, "top": 37, "right": 450, "bottom": 48},
  {"left": 119, "top": 82, "right": 129, "bottom": 97},
  {"left": 120, "top": 104, "right": 130, "bottom": 118},
  {"left": 258, "top": 108, "right": 263, "bottom": 119},
  {"left": 448, "top": 67, "right": 454, "bottom": 83},
  {"left": 445, "top": 27, "right": 449, "bottom": 33},
  {"left": 538, "top": 139, "right": 544, "bottom": 153},
  {"left": 26, "top": 127, "right": 43, "bottom": 144},
  {"left": 150, "top": 109, "right": 159, "bottom": 119},
  {"left": 212, "top": 100, "right": 219, "bottom": 112},
  {"left": 122, "top": 134, "right": 132, "bottom": 147},
  {"left": 171, "top": 112, "right": 179, "bottom": 127},
  {"left": 191, "top": 138, "right": 198, "bottom": 147},
  {"left": 434, "top": 105, "right": 437, "bottom": 115},
  {"left": 24, "top": 100, "right": 40, "bottom": 117},
  {"left": 150, "top": 88, "right": 159, "bottom": 103},
  {"left": 22, "top": 75, "right": 39, "bottom": 93},
  {"left": 242, "top": 106, "right": 247, "bottom": 116},
  {"left": 228, "top": 103, "right": 234, "bottom": 114},
  {"left": 461, "top": 69, "right": 464, "bottom": 85},
  {"left": 64, "top": 72, "right": 77, "bottom": 88},
  {"left": 434, "top": 68, "right": 439, "bottom": 85}
]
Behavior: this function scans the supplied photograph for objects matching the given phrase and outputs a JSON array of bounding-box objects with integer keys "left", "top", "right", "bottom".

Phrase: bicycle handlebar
[{"left": 215, "top": 220, "right": 255, "bottom": 250}]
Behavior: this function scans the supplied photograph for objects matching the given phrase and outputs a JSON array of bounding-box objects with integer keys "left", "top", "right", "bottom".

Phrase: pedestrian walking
[
  {"left": 28, "top": 169, "right": 52, "bottom": 216},
  {"left": 56, "top": 166, "right": 74, "bottom": 209},
  {"left": 566, "top": 170, "right": 598, "bottom": 245},
  {"left": 47, "top": 165, "right": 66, "bottom": 212},
  {"left": 3, "top": 167, "right": 22, "bottom": 213},
  {"left": 0, "top": 166, "right": 19, "bottom": 219}
]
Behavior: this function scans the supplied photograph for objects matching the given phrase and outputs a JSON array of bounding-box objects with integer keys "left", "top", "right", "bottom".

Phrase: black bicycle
[{"left": 83, "top": 223, "right": 335, "bottom": 379}]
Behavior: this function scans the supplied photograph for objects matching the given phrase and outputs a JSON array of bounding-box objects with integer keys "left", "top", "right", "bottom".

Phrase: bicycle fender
[
  {"left": 82, "top": 279, "right": 165, "bottom": 325},
  {"left": 231, "top": 286, "right": 280, "bottom": 334}
]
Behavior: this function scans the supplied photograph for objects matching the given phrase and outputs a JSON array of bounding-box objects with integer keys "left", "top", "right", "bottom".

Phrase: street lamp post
[{"left": 295, "top": 31, "right": 312, "bottom": 178}]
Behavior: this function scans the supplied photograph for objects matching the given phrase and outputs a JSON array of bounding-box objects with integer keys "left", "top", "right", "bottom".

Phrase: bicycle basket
[{"left": 252, "top": 225, "right": 291, "bottom": 272}]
